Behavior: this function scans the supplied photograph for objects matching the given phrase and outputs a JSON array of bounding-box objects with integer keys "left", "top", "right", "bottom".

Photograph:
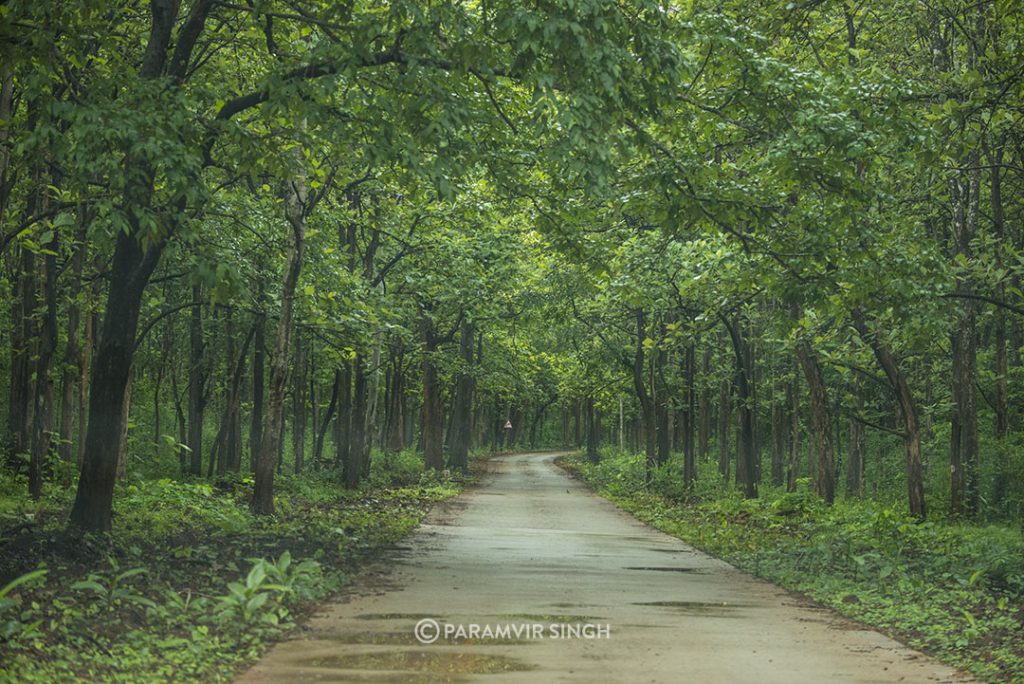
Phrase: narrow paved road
[{"left": 238, "top": 453, "right": 972, "bottom": 683}]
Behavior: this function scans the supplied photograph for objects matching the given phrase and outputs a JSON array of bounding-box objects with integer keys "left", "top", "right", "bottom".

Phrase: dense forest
[{"left": 1, "top": 0, "right": 1023, "bottom": 682}]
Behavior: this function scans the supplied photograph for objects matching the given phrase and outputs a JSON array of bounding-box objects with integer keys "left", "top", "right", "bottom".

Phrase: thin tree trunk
[
  {"left": 682, "top": 342, "right": 696, "bottom": 487},
  {"left": 187, "top": 284, "right": 206, "bottom": 475},
  {"left": 249, "top": 306, "right": 265, "bottom": 472},
  {"left": 847, "top": 383, "right": 865, "bottom": 498},
  {"left": 796, "top": 338, "right": 835, "bottom": 504},
  {"left": 717, "top": 330, "right": 731, "bottom": 481},
  {"left": 337, "top": 360, "right": 352, "bottom": 476},
  {"left": 698, "top": 344, "right": 711, "bottom": 467},
  {"left": 313, "top": 370, "right": 340, "bottom": 469},
  {"left": 448, "top": 318, "right": 474, "bottom": 470},
  {"left": 29, "top": 211, "right": 58, "bottom": 498},
  {"left": 292, "top": 337, "right": 306, "bottom": 474},
  {"left": 59, "top": 217, "right": 87, "bottom": 465},
  {"left": 585, "top": 397, "right": 599, "bottom": 463},
  {"left": 421, "top": 317, "right": 444, "bottom": 470},
  {"left": 634, "top": 311, "right": 656, "bottom": 476}
]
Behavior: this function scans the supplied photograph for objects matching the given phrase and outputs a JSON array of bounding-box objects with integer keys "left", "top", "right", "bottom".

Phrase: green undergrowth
[
  {"left": 561, "top": 449, "right": 1024, "bottom": 683},
  {"left": 0, "top": 449, "right": 478, "bottom": 683}
]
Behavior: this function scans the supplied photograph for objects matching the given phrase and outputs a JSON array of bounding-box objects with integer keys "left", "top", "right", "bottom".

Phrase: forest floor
[
  {"left": 237, "top": 452, "right": 970, "bottom": 683},
  {"left": 0, "top": 452, "right": 475, "bottom": 683}
]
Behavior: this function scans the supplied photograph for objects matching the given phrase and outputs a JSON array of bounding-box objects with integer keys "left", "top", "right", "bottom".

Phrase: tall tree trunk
[
  {"left": 717, "top": 330, "right": 730, "bottom": 481},
  {"left": 69, "top": 228, "right": 164, "bottom": 531},
  {"left": 59, "top": 218, "right": 87, "bottom": 466},
  {"left": 351, "top": 357, "right": 370, "bottom": 479},
  {"left": 8, "top": 244, "right": 35, "bottom": 469},
  {"left": 29, "top": 213, "right": 58, "bottom": 498},
  {"left": 847, "top": 382, "right": 865, "bottom": 498},
  {"left": 682, "top": 342, "right": 696, "bottom": 487},
  {"left": 698, "top": 345, "right": 711, "bottom": 467},
  {"left": 249, "top": 306, "right": 265, "bottom": 472},
  {"left": 421, "top": 317, "right": 444, "bottom": 470},
  {"left": 337, "top": 360, "right": 352, "bottom": 477},
  {"left": 69, "top": 0, "right": 207, "bottom": 532},
  {"left": 787, "top": 369, "right": 800, "bottom": 492},
  {"left": 633, "top": 311, "right": 657, "bottom": 476},
  {"left": 448, "top": 318, "right": 474, "bottom": 470},
  {"left": 655, "top": 341, "right": 670, "bottom": 466},
  {"left": 187, "top": 284, "right": 206, "bottom": 475},
  {"left": 796, "top": 338, "right": 835, "bottom": 505},
  {"left": 950, "top": 312, "right": 980, "bottom": 516},
  {"left": 852, "top": 310, "right": 926, "bottom": 519},
  {"left": 292, "top": 337, "right": 306, "bottom": 474},
  {"left": 770, "top": 383, "right": 786, "bottom": 488},
  {"left": 585, "top": 397, "right": 600, "bottom": 463},
  {"left": 313, "top": 370, "right": 340, "bottom": 469},
  {"left": 251, "top": 158, "right": 307, "bottom": 516},
  {"left": 116, "top": 374, "right": 133, "bottom": 481},
  {"left": 385, "top": 340, "right": 406, "bottom": 453},
  {"left": 987, "top": 140, "right": 1010, "bottom": 509},
  {"left": 723, "top": 316, "right": 756, "bottom": 499}
]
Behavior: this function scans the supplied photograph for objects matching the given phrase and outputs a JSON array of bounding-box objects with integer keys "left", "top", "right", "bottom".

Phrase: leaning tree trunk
[
  {"left": 852, "top": 310, "right": 926, "bottom": 519},
  {"left": 313, "top": 370, "right": 340, "bottom": 469},
  {"left": 251, "top": 162, "right": 307, "bottom": 516},
  {"left": 70, "top": 0, "right": 213, "bottom": 532},
  {"left": 69, "top": 227, "right": 165, "bottom": 531}
]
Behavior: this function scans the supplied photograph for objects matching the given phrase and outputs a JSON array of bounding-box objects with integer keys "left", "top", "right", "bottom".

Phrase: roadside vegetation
[
  {"left": 562, "top": 450, "right": 1024, "bottom": 683},
  {"left": 0, "top": 450, "right": 474, "bottom": 683}
]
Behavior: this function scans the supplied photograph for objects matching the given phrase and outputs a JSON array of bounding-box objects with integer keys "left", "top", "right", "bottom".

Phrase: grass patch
[
  {"left": 560, "top": 449, "right": 1024, "bottom": 683},
  {"left": 0, "top": 449, "right": 484, "bottom": 683}
]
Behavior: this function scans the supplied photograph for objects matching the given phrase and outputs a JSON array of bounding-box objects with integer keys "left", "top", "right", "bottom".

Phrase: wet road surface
[{"left": 237, "top": 452, "right": 973, "bottom": 683}]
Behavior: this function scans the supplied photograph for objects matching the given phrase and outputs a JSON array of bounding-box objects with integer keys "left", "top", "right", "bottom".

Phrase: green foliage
[
  {"left": 216, "top": 552, "right": 320, "bottom": 626},
  {"left": 568, "top": 451, "right": 1024, "bottom": 683},
  {"left": 0, "top": 455, "right": 466, "bottom": 683},
  {"left": 0, "top": 569, "right": 48, "bottom": 642}
]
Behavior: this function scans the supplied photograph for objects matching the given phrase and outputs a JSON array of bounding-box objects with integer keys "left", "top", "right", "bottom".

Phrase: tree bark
[
  {"left": 291, "top": 337, "right": 306, "bottom": 474},
  {"left": 68, "top": 0, "right": 213, "bottom": 532},
  {"left": 682, "top": 342, "right": 696, "bottom": 487},
  {"left": 633, "top": 311, "right": 657, "bottom": 476},
  {"left": 29, "top": 208, "right": 58, "bottom": 498},
  {"left": 251, "top": 157, "right": 307, "bottom": 516},
  {"left": 249, "top": 306, "right": 265, "bottom": 472},
  {"left": 723, "top": 316, "right": 756, "bottom": 498},
  {"left": 717, "top": 330, "right": 730, "bottom": 481},
  {"left": 796, "top": 338, "right": 835, "bottom": 504},
  {"left": 313, "top": 370, "right": 340, "bottom": 469},
  {"left": 851, "top": 310, "right": 926, "bottom": 518},
  {"left": 448, "top": 318, "right": 475, "bottom": 470},
  {"left": 187, "top": 284, "right": 206, "bottom": 475},
  {"left": 585, "top": 397, "right": 599, "bottom": 463},
  {"left": 58, "top": 217, "right": 86, "bottom": 466},
  {"left": 421, "top": 317, "right": 444, "bottom": 470}
]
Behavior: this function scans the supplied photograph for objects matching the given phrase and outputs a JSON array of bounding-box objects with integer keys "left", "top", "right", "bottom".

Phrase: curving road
[{"left": 237, "top": 452, "right": 973, "bottom": 683}]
